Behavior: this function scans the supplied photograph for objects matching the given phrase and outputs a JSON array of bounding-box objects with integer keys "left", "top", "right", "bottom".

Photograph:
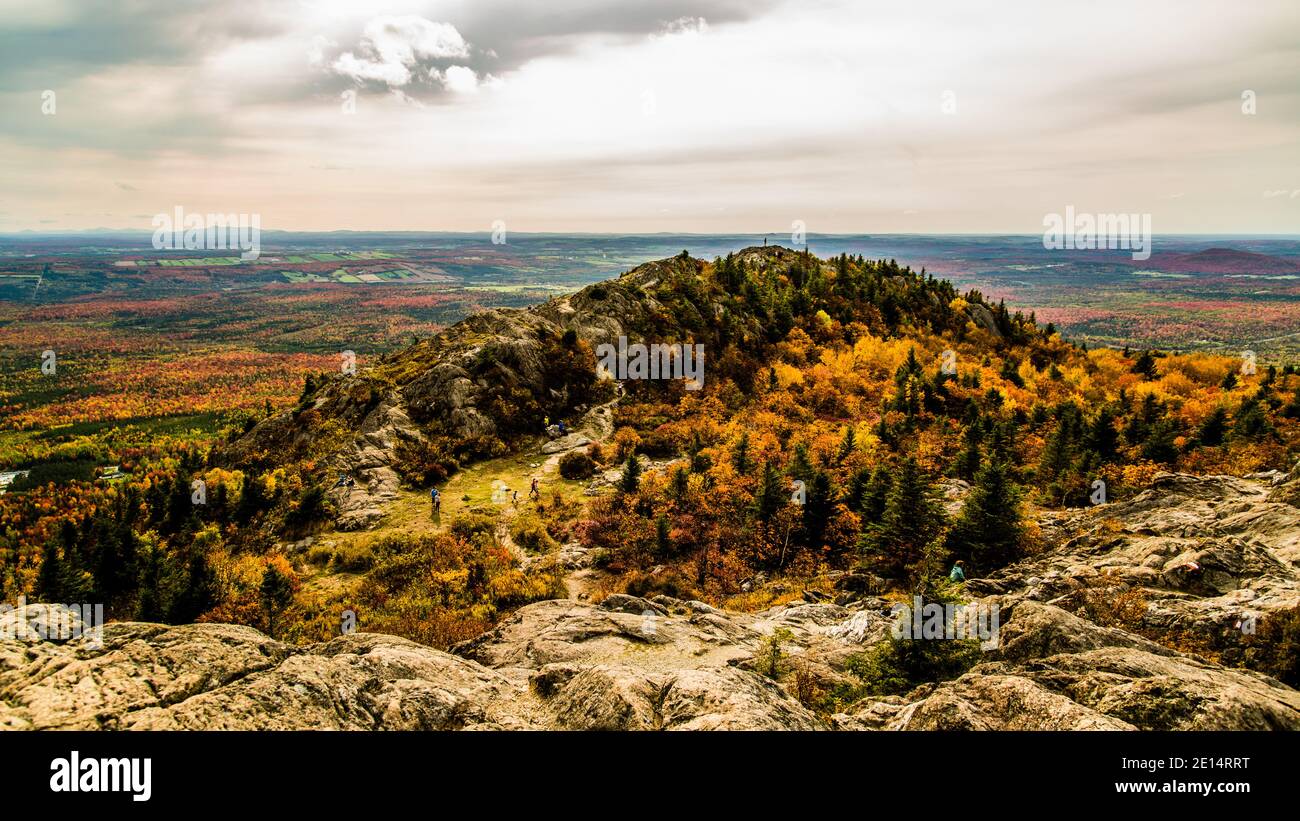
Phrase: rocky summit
[{"left": 4, "top": 467, "right": 1299, "bottom": 731}]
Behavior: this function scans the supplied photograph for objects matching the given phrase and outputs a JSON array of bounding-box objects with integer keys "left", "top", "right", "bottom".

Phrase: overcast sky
[{"left": 1, "top": 0, "right": 1297, "bottom": 233}]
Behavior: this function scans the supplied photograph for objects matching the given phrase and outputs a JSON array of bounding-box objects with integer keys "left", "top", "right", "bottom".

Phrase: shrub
[
  {"left": 332, "top": 543, "right": 376, "bottom": 573},
  {"left": 558, "top": 450, "right": 596, "bottom": 479},
  {"left": 844, "top": 633, "right": 981, "bottom": 696},
  {"left": 622, "top": 568, "right": 699, "bottom": 601},
  {"left": 1230, "top": 606, "right": 1300, "bottom": 687},
  {"left": 283, "top": 484, "right": 331, "bottom": 534},
  {"left": 449, "top": 512, "right": 498, "bottom": 544},
  {"left": 754, "top": 627, "right": 795, "bottom": 678},
  {"left": 509, "top": 514, "right": 559, "bottom": 554},
  {"left": 392, "top": 437, "right": 456, "bottom": 487}
]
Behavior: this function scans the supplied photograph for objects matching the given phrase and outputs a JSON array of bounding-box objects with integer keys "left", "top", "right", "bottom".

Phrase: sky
[{"left": 0, "top": 0, "right": 1297, "bottom": 234}]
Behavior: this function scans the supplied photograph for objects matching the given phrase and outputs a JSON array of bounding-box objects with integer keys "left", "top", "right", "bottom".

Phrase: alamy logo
[
  {"left": 596, "top": 336, "right": 704, "bottom": 390},
  {"left": 1042, "top": 206, "right": 1151, "bottom": 261},
  {"left": 0, "top": 597, "right": 104, "bottom": 649},
  {"left": 151, "top": 206, "right": 261, "bottom": 261},
  {"left": 890, "top": 596, "right": 1000, "bottom": 649},
  {"left": 50, "top": 751, "right": 151, "bottom": 802}
]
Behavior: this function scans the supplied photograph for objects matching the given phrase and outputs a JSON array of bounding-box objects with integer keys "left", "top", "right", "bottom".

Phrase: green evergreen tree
[
  {"left": 619, "top": 453, "right": 642, "bottom": 494},
  {"left": 945, "top": 460, "right": 1024, "bottom": 574},
  {"left": 260, "top": 563, "right": 294, "bottom": 639},
  {"left": 754, "top": 460, "right": 787, "bottom": 522},
  {"left": 731, "top": 432, "right": 753, "bottom": 475},
  {"left": 863, "top": 457, "right": 945, "bottom": 578},
  {"left": 1197, "top": 406, "right": 1229, "bottom": 446}
]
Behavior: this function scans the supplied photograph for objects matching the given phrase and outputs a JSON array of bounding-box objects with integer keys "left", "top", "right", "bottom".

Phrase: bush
[
  {"left": 509, "top": 514, "right": 559, "bottom": 554},
  {"left": 1230, "top": 606, "right": 1300, "bottom": 688},
  {"left": 754, "top": 627, "right": 795, "bottom": 678},
  {"left": 622, "top": 568, "right": 699, "bottom": 601},
  {"left": 392, "top": 438, "right": 456, "bottom": 487},
  {"left": 449, "top": 512, "right": 498, "bottom": 544},
  {"left": 332, "top": 544, "right": 376, "bottom": 572},
  {"left": 283, "top": 484, "right": 331, "bottom": 534},
  {"left": 558, "top": 450, "right": 596, "bottom": 479},
  {"left": 844, "top": 633, "right": 982, "bottom": 696}
]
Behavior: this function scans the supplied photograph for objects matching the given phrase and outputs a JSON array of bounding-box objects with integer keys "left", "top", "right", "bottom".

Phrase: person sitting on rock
[{"left": 949, "top": 561, "right": 966, "bottom": 583}]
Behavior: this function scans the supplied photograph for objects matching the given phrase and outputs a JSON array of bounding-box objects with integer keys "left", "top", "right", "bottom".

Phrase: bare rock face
[
  {"left": 4, "top": 472, "right": 1299, "bottom": 731},
  {"left": 0, "top": 598, "right": 820, "bottom": 731},
  {"left": 0, "top": 621, "right": 533, "bottom": 730}
]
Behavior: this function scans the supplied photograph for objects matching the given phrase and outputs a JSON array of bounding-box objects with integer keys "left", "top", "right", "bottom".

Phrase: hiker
[
  {"left": 529, "top": 477, "right": 540, "bottom": 500},
  {"left": 430, "top": 486, "right": 441, "bottom": 513},
  {"left": 949, "top": 561, "right": 966, "bottom": 583},
  {"left": 512, "top": 490, "right": 519, "bottom": 507},
  {"left": 558, "top": 420, "right": 568, "bottom": 436},
  {"left": 333, "top": 472, "right": 348, "bottom": 488}
]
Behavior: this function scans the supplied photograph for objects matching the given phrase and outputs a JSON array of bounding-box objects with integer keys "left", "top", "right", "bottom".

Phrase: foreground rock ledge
[{"left": 2, "top": 593, "right": 1297, "bottom": 730}]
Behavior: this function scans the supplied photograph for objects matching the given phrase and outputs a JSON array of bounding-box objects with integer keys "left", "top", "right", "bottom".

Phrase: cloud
[
  {"left": 1, "top": 0, "right": 1297, "bottom": 232},
  {"left": 332, "top": 16, "right": 470, "bottom": 89},
  {"left": 440, "top": 65, "right": 480, "bottom": 94}
]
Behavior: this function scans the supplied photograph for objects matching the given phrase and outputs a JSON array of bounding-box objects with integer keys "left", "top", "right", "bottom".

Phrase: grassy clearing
[{"left": 299, "top": 447, "right": 591, "bottom": 593}]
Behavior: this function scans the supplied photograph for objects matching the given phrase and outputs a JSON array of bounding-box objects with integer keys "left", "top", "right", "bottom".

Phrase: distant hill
[{"left": 1148, "top": 247, "right": 1300, "bottom": 275}]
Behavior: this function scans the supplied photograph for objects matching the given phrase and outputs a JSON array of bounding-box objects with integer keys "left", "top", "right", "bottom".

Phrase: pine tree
[
  {"left": 789, "top": 443, "right": 815, "bottom": 483},
  {"left": 1085, "top": 405, "right": 1119, "bottom": 461},
  {"left": 1131, "top": 350, "right": 1158, "bottom": 379},
  {"left": 655, "top": 515, "right": 672, "bottom": 557},
  {"left": 135, "top": 541, "right": 167, "bottom": 622},
  {"left": 167, "top": 551, "right": 219, "bottom": 623},
  {"left": 732, "top": 432, "right": 753, "bottom": 475},
  {"left": 1197, "top": 406, "right": 1229, "bottom": 446},
  {"left": 619, "top": 453, "right": 642, "bottom": 494},
  {"left": 838, "top": 426, "right": 857, "bottom": 461},
  {"left": 754, "top": 460, "right": 787, "bottom": 521},
  {"left": 863, "top": 457, "right": 945, "bottom": 578},
  {"left": 36, "top": 544, "right": 64, "bottom": 601},
  {"left": 802, "top": 471, "right": 833, "bottom": 549},
  {"left": 946, "top": 460, "right": 1024, "bottom": 574},
  {"left": 860, "top": 464, "right": 891, "bottom": 522},
  {"left": 953, "top": 422, "right": 982, "bottom": 480},
  {"left": 1142, "top": 418, "right": 1180, "bottom": 463},
  {"left": 260, "top": 563, "right": 294, "bottom": 639}
]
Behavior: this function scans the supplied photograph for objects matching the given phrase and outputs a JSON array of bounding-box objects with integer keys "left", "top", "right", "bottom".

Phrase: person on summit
[{"left": 949, "top": 560, "right": 966, "bottom": 583}]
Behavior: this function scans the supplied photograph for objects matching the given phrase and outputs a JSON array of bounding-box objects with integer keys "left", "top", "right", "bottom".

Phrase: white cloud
[
  {"left": 441, "top": 65, "right": 479, "bottom": 94},
  {"left": 332, "top": 15, "right": 470, "bottom": 88}
]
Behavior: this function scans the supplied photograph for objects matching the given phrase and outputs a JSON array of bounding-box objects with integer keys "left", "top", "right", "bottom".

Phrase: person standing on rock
[{"left": 949, "top": 561, "right": 966, "bottom": 583}]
